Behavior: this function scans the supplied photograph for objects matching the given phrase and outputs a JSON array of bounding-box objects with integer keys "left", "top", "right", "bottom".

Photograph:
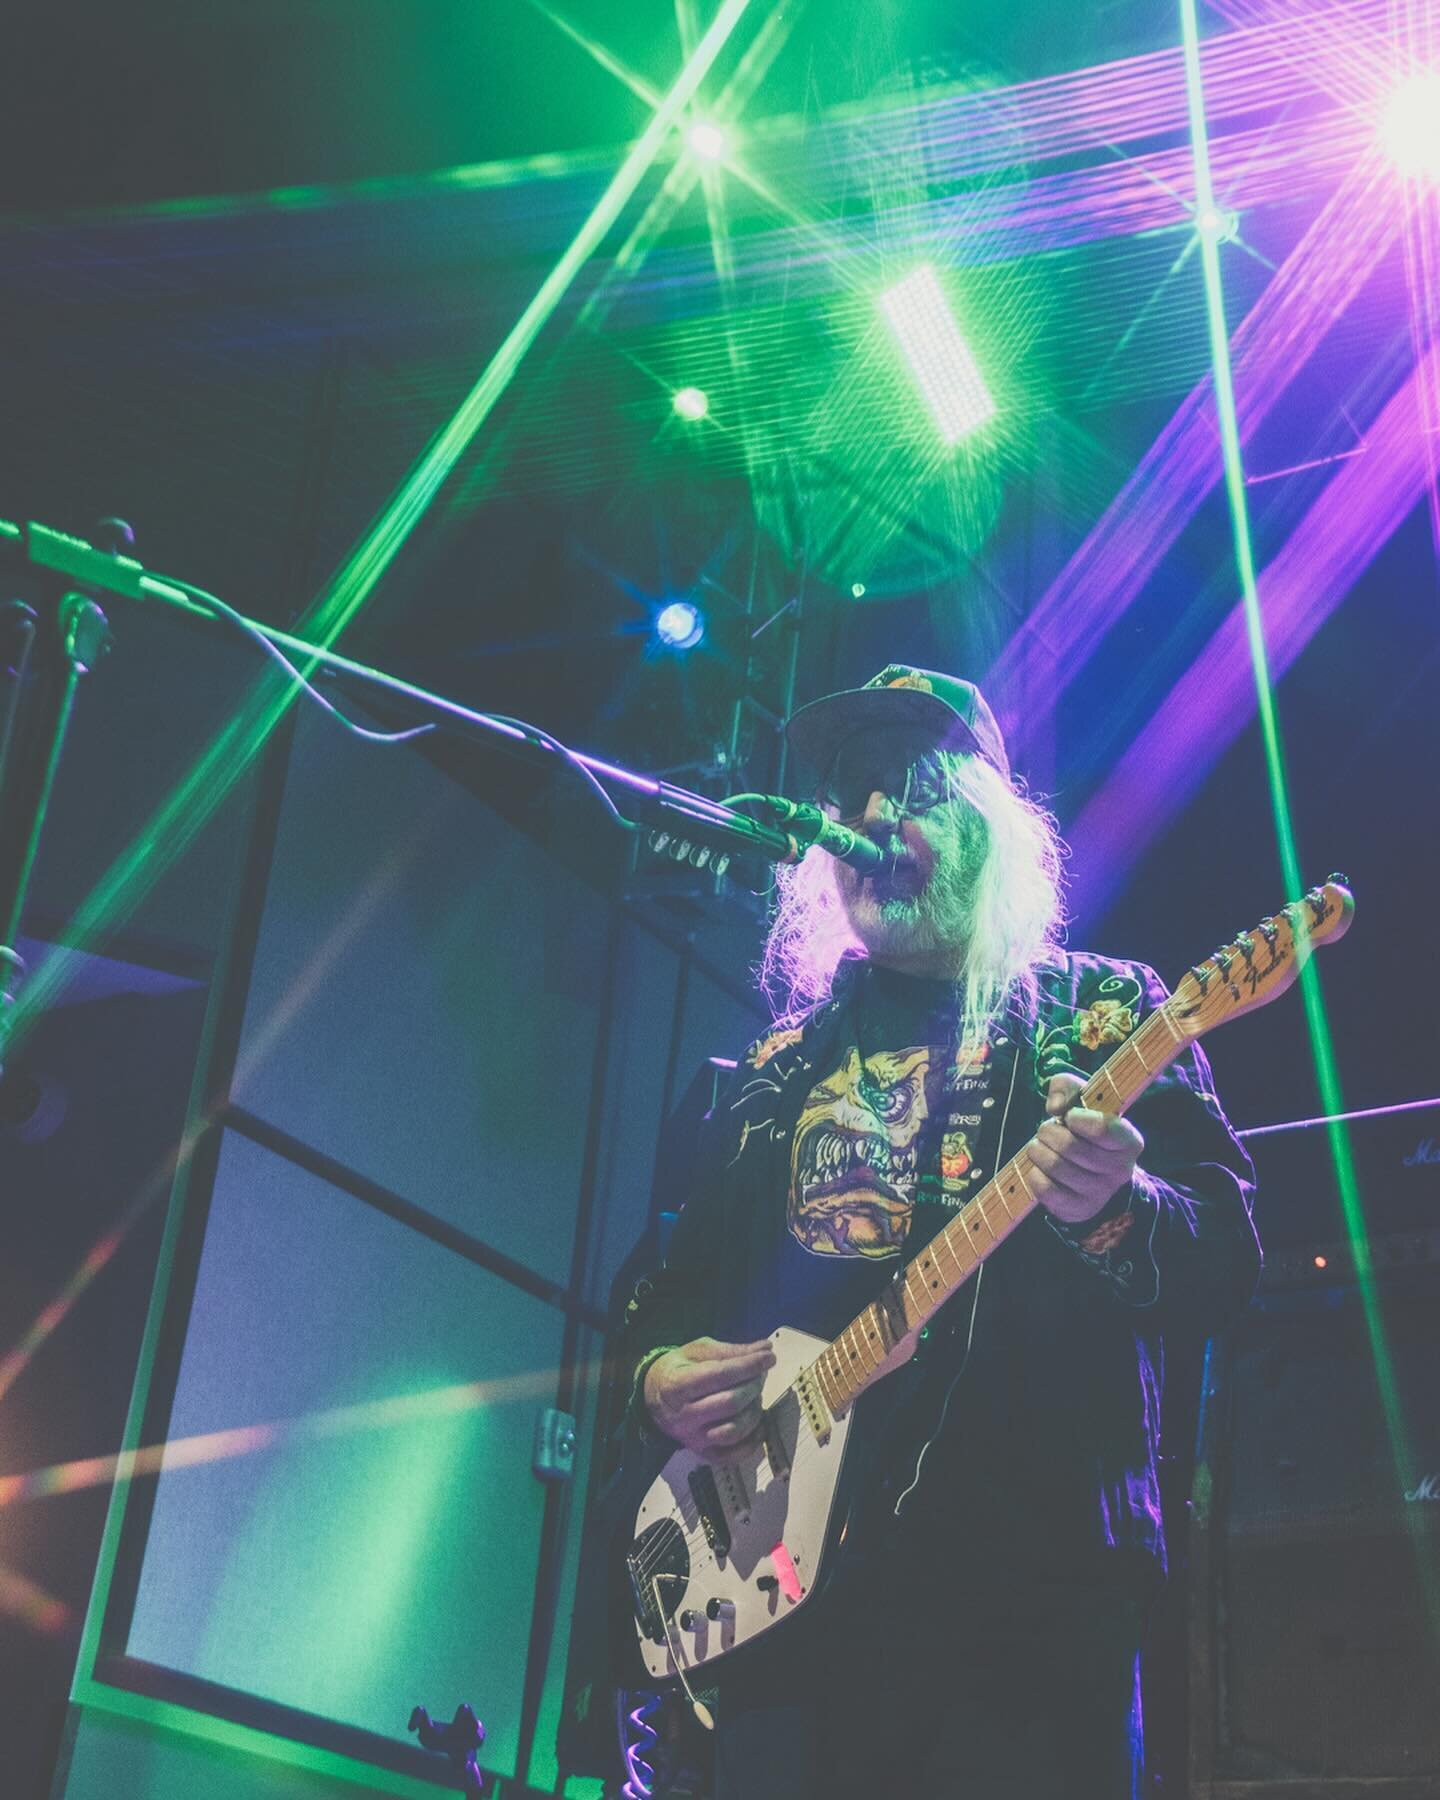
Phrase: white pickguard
[{"left": 631, "top": 1325, "right": 853, "bottom": 1680}]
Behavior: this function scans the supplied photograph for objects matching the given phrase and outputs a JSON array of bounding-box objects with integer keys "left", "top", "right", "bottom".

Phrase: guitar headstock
[{"left": 1169, "top": 876, "right": 1354, "bottom": 1040}]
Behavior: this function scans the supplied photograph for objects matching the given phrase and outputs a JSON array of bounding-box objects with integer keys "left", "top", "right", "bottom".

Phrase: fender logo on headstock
[{"left": 1178, "top": 878, "right": 1353, "bottom": 1034}]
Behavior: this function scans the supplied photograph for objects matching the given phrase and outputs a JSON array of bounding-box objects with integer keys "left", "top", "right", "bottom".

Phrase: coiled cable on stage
[{"left": 617, "top": 1689, "right": 660, "bottom": 1799}]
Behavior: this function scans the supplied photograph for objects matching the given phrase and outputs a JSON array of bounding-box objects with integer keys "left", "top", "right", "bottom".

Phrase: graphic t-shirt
[
  {"left": 747, "top": 963, "right": 1014, "bottom": 1344},
  {"left": 786, "top": 964, "right": 1003, "bottom": 1259}
]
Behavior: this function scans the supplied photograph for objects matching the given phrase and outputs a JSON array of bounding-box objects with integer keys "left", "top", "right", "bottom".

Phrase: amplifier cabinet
[{"left": 1189, "top": 1278, "right": 1440, "bottom": 1799}]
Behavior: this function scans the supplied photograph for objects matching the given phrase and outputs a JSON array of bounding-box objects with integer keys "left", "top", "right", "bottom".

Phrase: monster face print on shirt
[{"left": 788, "top": 1040, "right": 991, "bottom": 1259}]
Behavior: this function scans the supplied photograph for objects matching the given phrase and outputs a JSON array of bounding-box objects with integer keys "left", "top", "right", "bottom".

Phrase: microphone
[{"left": 756, "top": 797, "right": 885, "bottom": 872}]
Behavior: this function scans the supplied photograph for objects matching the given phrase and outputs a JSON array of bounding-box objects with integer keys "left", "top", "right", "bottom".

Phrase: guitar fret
[
  {"left": 967, "top": 1197, "right": 1000, "bottom": 1245},
  {"left": 937, "top": 1226, "right": 969, "bottom": 1285},
  {"left": 914, "top": 1246, "right": 946, "bottom": 1301},
  {"left": 935, "top": 1225, "right": 967, "bottom": 1282}
]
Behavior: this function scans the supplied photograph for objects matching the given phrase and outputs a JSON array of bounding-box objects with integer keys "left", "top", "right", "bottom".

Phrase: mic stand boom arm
[{"left": 0, "top": 518, "right": 795, "bottom": 1064}]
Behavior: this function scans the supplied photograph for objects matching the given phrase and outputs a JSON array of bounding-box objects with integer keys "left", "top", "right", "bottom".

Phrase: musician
[{"left": 621, "top": 666, "right": 1260, "bottom": 1798}]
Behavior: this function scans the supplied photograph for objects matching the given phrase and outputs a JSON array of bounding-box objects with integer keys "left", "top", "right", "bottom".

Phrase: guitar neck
[{"left": 809, "top": 998, "right": 1188, "bottom": 1419}]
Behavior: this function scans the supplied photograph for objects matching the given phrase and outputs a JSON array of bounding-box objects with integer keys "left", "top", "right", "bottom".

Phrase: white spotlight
[
  {"left": 687, "top": 122, "right": 728, "bottom": 161},
  {"left": 672, "top": 386, "right": 710, "bottom": 421},
  {"left": 1381, "top": 71, "right": 1440, "bottom": 179}
]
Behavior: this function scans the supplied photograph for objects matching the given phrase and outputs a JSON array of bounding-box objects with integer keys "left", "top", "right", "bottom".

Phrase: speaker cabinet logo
[{"left": 1405, "top": 1473, "right": 1440, "bottom": 1502}]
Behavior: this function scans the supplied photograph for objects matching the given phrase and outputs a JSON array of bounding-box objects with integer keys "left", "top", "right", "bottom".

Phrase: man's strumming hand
[
  {"left": 1030, "top": 1073, "right": 1144, "bottom": 1225},
  {"left": 643, "top": 1336, "right": 776, "bottom": 1464}
]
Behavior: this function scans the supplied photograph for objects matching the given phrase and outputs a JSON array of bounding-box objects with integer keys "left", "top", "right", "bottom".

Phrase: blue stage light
[{"left": 654, "top": 600, "right": 705, "bottom": 650}]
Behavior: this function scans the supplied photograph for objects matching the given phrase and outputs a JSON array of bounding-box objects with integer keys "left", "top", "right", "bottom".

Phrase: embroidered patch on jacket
[
  {"left": 1034, "top": 972, "right": 1145, "bottom": 1091},
  {"left": 939, "top": 1127, "right": 974, "bottom": 1185},
  {"left": 1074, "top": 998, "right": 1138, "bottom": 1050},
  {"left": 1078, "top": 1211, "right": 1135, "bottom": 1255}
]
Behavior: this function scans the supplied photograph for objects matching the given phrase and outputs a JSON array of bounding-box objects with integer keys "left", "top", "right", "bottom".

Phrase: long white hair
[{"left": 758, "top": 751, "right": 1068, "bottom": 1057}]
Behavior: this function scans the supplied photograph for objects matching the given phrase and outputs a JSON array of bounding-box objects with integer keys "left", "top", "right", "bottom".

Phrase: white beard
[{"left": 838, "top": 807, "right": 984, "bottom": 968}]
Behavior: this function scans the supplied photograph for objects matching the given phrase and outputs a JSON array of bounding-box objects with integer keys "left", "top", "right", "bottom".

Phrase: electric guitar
[{"left": 625, "top": 878, "right": 1354, "bottom": 1685}]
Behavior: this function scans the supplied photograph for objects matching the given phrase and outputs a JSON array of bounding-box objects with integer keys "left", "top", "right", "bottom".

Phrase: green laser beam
[
  {"left": 1, "top": 142, "right": 626, "bottom": 229},
  {"left": 8, "top": 0, "right": 758, "bottom": 1061},
  {"left": 1178, "top": 0, "right": 1437, "bottom": 1629}
]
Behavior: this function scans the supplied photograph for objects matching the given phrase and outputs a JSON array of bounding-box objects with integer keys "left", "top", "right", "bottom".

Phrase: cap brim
[{"left": 785, "top": 685, "right": 987, "bottom": 777}]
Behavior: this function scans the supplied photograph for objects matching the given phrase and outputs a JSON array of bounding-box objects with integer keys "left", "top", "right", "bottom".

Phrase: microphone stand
[
  {"left": 0, "top": 517, "right": 797, "bottom": 1073},
  {"left": 0, "top": 521, "right": 121, "bottom": 1086}
]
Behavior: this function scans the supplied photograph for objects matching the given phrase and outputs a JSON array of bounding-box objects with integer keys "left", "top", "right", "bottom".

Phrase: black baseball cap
[{"left": 785, "top": 664, "right": 1010, "bottom": 780}]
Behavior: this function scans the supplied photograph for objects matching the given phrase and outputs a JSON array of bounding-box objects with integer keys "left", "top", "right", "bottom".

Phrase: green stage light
[
  {"left": 687, "top": 120, "right": 728, "bottom": 160},
  {"left": 672, "top": 384, "right": 710, "bottom": 420},
  {"left": 879, "top": 264, "right": 997, "bottom": 444}
]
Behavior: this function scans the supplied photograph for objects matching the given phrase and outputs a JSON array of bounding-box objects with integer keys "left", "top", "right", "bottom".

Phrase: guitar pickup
[
  {"left": 715, "top": 1461, "right": 751, "bottom": 1524},
  {"left": 762, "top": 1406, "right": 792, "bottom": 1481},
  {"left": 687, "top": 1466, "right": 732, "bottom": 1558},
  {"left": 794, "top": 1368, "right": 832, "bottom": 1444}
]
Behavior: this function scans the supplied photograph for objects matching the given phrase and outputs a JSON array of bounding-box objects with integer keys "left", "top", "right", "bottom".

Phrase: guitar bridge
[{"left": 626, "top": 1519, "right": 690, "bottom": 1645}]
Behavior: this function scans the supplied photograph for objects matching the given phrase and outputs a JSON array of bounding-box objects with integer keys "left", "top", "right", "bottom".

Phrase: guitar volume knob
[{"left": 705, "top": 1597, "right": 736, "bottom": 1622}]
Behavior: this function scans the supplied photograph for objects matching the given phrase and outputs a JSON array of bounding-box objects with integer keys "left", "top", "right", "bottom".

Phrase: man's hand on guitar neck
[
  {"left": 1031, "top": 1073, "right": 1145, "bottom": 1225},
  {"left": 643, "top": 1336, "right": 777, "bottom": 1465}
]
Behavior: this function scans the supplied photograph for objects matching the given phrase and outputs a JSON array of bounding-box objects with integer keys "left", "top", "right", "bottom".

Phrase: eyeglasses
[{"left": 816, "top": 731, "right": 950, "bottom": 823}]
